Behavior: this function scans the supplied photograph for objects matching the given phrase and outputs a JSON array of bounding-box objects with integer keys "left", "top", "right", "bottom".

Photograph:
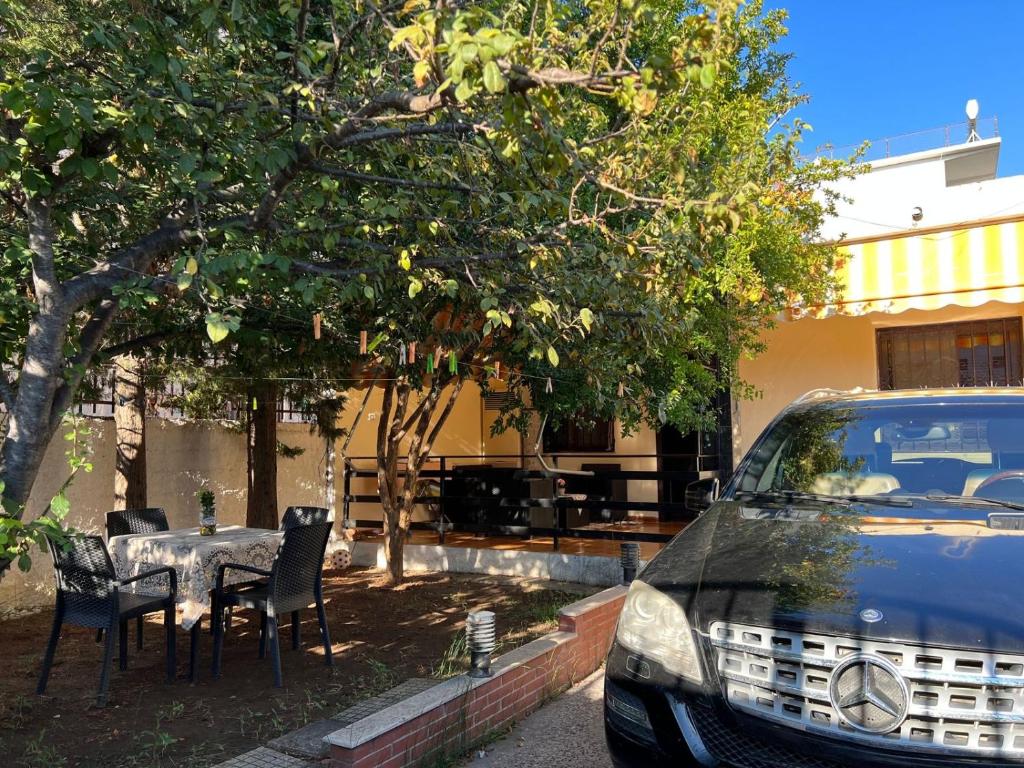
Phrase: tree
[
  {"left": 321, "top": 0, "right": 853, "bottom": 585},
  {"left": 0, "top": 0, "right": 741, "bottom": 574}
]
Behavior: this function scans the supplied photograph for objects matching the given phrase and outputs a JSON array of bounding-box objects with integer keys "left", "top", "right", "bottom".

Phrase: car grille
[
  {"left": 709, "top": 621, "right": 1024, "bottom": 759},
  {"left": 687, "top": 700, "right": 847, "bottom": 768}
]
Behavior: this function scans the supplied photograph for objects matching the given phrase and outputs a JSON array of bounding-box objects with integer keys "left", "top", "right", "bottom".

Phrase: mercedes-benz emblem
[
  {"left": 828, "top": 653, "right": 909, "bottom": 734},
  {"left": 859, "top": 608, "right": 884, "bottom": 623}
]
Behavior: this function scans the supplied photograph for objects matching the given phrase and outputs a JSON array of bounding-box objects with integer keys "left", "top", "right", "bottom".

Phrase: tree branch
[
  {"left": 308, "top": 162, "right": 476, "bottom": 193},
  {"left": 49, "top": 297, "right": 120, "bottom": 430},
  {"left": 25, "top": 196, "right": 61, "bottom": 303}
]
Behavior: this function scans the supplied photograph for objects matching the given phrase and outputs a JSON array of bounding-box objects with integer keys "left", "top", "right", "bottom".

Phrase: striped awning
[{"left": 800, "top": 218, "right": 1024, "bottom": 318}]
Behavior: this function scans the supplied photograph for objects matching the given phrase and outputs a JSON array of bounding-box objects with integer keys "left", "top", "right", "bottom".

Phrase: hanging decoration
[
  {"left": 449, "top": 350, "right": 458, "bottom": 374},
  {"left": 359, "top": 330, "right": 368, "bottom": 355},
  {"left": 618, "top": 381, "right": 625, "bottom": 398},
  {"left": 426, "top": 352, "right": 435, "bottom": 374},
  {"left": 398, "top": 343, "right": 407, "bottom": 366},
  {"left": 252, "top": 396, "right": 258, "bottom": 411},
  {"left": 545, "top": 377, "right": 553, "bottom": 394},
  {"left": 313, "top": 313, "right": 322, "bottom": 340},
  {"left": 408, "top": 341, "right": 417, "bottom": 364},
  {"left": 493, "top": 361, "right": 501, "bottom": 380}
]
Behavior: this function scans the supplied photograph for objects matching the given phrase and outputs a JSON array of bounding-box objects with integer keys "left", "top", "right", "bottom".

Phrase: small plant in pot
[{"left": 197, "top": 488, "right": 217, "bottom": 536}]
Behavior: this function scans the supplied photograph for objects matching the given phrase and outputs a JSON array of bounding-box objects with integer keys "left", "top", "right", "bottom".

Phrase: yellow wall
[{"left": 734, "top": 300, "right": 1024, "bottom": 463}]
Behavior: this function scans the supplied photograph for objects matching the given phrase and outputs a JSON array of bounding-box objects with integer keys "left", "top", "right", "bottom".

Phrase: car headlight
[{"left": 615, "top": 579, "right": 703, "bottom": 684}]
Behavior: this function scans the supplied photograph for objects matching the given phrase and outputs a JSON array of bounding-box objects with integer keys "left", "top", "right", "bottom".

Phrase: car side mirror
[{"left": 685, "top": 477, "right": 720, "bottom": 515}]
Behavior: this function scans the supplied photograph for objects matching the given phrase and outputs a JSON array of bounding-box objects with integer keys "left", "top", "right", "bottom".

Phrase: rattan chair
[
  {"left": 211, "top": 521, "right": 333, "bottom": 687},
  {"left": 105, "top": 508, "right": 169, "bottom": 539},
  {"left": 102, "top": 507, "right": 170, "bottom": 650},
  {"left": 280, "top": 506, "right": 330, "bottom": 529},
  {"left": 37, "top": 535, "right": 177, "bottom": 706}
]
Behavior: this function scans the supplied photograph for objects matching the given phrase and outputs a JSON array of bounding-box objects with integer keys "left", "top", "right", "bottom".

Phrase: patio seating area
[{"left": 3, "top": 562, "right": 591, "bottom": 768}]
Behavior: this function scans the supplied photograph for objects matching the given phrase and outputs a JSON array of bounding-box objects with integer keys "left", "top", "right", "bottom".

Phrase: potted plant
[{"left": 197, "top": 488, "right": 217, "bottom": 536}]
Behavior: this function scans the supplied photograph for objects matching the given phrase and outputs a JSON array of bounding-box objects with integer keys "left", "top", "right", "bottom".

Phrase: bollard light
[
  {"left": 466, "top": 610, "right": 496, "bottom": 678},
  {"left": 620, "top": 542, "right": 641, "bottom": 585}
]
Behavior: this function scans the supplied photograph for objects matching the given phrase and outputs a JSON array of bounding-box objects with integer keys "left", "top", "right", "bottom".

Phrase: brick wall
[{"left": 326, "top": 586, "right": 628, "bottom": 768}]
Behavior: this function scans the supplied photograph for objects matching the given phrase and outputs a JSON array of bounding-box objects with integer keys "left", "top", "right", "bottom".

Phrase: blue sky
[{"left": 765, "top": 1, "right": 1024, "bottom": 176}]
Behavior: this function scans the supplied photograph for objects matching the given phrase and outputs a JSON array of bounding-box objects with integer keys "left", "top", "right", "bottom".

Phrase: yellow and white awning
[{"left": 801, "top": 218, "right": 1024, "bottom": 318}]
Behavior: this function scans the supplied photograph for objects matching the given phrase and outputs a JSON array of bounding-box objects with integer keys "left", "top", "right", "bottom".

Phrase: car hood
[{"left": 647, "top": 500, "right": 1024, "bottom": 654}]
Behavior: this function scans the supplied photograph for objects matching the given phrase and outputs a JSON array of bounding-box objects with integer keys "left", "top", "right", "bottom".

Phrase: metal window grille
[{"left": 877, "top": 317, "right": 1024, "bottom": 390}]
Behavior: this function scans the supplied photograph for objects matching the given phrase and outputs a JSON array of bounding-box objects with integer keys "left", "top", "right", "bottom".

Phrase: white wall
[{"left": 822, "top": 139, "right": 1024, "bottom": 242}]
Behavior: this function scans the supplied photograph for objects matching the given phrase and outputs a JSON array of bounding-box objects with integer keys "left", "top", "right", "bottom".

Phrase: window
[
  {"left": 544, "top": 415, "right": 615, "bottom": 452},
  {"left": 877, "top": 318, "right": 1023, "bottom": 390}
]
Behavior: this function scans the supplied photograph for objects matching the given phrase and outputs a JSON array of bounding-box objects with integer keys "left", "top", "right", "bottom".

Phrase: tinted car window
[{"left": 736, "top": 402, "right": 1024, "bottom": 506}]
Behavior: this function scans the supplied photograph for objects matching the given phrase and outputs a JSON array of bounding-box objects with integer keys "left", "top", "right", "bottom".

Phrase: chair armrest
[
  {"left": 216, "top": 562, "right": 271, "bottom": 591},
  {"left": 121, "top": 566, "right": 178, "bottom": 599}
]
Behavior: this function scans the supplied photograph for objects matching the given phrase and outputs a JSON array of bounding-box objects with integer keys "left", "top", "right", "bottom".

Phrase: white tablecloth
[{"left": 110, "top": 526, "right": 284, "bottom": 630}]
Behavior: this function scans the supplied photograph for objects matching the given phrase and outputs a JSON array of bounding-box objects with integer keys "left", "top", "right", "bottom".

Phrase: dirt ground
[{"left": 0, "top": 567, "right": 595, "bottom": 768}]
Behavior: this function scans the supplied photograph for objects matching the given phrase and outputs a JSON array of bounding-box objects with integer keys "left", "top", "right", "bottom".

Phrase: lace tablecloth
[{"left": 110, "top": 525, "right": 284, "bottom": 630}]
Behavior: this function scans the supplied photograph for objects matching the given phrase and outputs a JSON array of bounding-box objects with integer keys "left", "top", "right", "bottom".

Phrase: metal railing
[
  {"left": 341, "top": 453, "right": 711, "bottom": 551},
  {"left": 811, "top": 116, "right": 999, "bottom": 163}
]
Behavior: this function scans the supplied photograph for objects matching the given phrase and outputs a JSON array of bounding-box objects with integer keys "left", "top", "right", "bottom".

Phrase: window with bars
[{"left": 877, "top": 317, "right": 1024, "bottom": 390}]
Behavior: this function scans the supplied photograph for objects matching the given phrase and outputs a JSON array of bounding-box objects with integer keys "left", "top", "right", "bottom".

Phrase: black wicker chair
[
  {"left": 102, "top": 507, "right": 170, "bottom": 650},
  {"left": 280, "top": 506, "right": 330, "bottom": 529},
  {"left": 37, "top": 535, "right": 177, "bottom": 706},
  {"left": 105, "top": 508, "right": 169, "bottom": 539},
  {"left": 211, "top": 521, "right": 333, "bottom": 687}
]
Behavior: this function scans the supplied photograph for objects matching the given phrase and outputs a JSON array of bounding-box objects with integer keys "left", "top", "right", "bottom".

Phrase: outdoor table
[{"left": 109, "top": 525, "right": 284, "bottom": 681}]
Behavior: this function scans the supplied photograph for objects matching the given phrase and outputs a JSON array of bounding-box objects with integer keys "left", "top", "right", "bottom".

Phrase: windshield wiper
[
  {"left": 736, "top": 490, "right": 914, "bottom": 508},
  {"left": 841, "top": 495, "right": 914, "bottom": 508},
  {"left": 736, "top": 490, "right": 852, "bottom": 507},
  {"left": 925, "top": 494, "right": 1024, "bottom": 512}
]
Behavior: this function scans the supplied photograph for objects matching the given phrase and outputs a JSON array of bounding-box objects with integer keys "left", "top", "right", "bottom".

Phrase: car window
[{"left": 735, "top": 401, "right": 1024, "bottom": 507}]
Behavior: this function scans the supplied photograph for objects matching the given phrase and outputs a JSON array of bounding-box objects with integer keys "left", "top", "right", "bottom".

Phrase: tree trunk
[
  {"left": 325, "top": 435, "right": 336, "bottom": 518},
  {"left": 376, "top": 373, "right": 466, "bottom": 586},
  {"left": 113, "top": 355, "right": 147, "bottom": 510},
  {"left": 247, "top": 380, "right": 279, "bottom": 529},
  {"left": 1, "top": 198, "right": 71, "bottom": 513}
]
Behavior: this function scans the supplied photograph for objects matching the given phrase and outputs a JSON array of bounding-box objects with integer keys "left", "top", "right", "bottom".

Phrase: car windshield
[{"left": 734, "top": 400, "right": 1024, "bottom": 511}]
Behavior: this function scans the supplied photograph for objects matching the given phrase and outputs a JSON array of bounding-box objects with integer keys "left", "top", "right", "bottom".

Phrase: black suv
[{"left": 605, "top": 389, "right": 1024, "bottom": 767}]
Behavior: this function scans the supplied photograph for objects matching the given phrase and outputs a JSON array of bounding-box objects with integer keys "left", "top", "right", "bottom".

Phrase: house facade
[{"left": 733, "top": 130, "right": 1024, "bottom": 462}]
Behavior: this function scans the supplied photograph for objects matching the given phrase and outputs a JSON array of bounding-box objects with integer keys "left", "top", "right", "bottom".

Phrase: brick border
[{"left": 325, "top": 585, "right": 627, "bottom": 768}]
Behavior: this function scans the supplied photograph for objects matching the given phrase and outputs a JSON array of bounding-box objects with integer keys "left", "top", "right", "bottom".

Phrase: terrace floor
[{"left": 355, "top": 517, "right": 686, "bottom": 561}]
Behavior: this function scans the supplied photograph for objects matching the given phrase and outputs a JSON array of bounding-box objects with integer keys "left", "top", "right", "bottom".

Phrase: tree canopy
[{"left": 0, "top": 0, "right": 850, "bottom": 577}]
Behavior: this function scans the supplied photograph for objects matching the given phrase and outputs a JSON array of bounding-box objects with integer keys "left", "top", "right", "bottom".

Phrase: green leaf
[
  {"left": 50, "top": 491, "right": 70, "bottom": 519},
  {"left": 700, "top": 63, "right": 716, "bottom": 89},
  {"left": 176, "top": 272, "right": 193, "bottom": 291},
  {"left": 185, "top": 257, "right": 199, "bottom": 275},
  {"left": 17, "top": 553, "right": 30, "bottom": 572},
  {"left": 454, "top": 78, "right": 475, "bottom": 102},
  {"left": 408, "top": 277, "right": 423, "bottom": 298},
  {"left": 547, "top": 346, "right": 559, "bottom": 367},
  {"left": 205, "top": 313, "right": 231, "bottom": 344},
  {"left": 482, "top": 61, "right": 505, "bottom": 94}
]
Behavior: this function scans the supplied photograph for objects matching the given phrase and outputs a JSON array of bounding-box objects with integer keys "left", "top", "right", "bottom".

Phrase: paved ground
[{"left": 465, "top": 669, "right": 612, "bottom": 768}]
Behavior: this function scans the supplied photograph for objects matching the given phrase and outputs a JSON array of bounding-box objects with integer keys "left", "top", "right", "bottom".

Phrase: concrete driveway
[{"left": 464, "top": 669, "right": 612, "bottom": 768}]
